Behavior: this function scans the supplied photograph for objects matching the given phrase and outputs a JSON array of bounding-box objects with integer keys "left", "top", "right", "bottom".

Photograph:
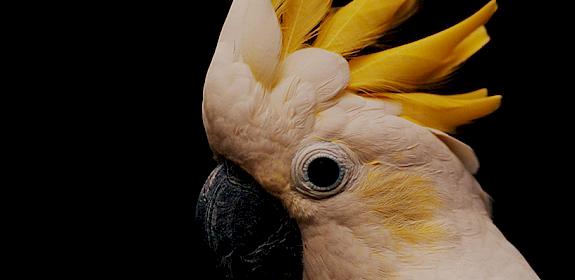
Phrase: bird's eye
[
  {"left": 292, "top": 142, "right": 357, "bottom": 199},
  {"left": 304, "top": 156, "right": 343, "bottom": 191}
]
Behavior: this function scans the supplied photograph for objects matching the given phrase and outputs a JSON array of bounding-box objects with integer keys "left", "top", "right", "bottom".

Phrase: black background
[{"left": 38, "top": 0, "right": 565, "bottom": 278}]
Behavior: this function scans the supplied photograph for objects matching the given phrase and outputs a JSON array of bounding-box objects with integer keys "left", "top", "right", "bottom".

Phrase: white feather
[
  {"left": 280, "top": 48, "right": 349, "bottom": 109},
  {"left": 428, "top": 128, "right": 480, "bottom": 174},
  {"left": 240, "top": 0, "right": 282, "bottom": 86}
]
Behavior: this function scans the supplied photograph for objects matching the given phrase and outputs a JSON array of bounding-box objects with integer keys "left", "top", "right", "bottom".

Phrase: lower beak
[{"left": 195, "top": 160, "right": 303, "bottom": 279}]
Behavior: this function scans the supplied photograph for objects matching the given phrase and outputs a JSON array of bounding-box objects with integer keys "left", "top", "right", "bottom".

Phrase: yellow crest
[{"left": 274, "top": 0, "right": 499, "bottom": 132}]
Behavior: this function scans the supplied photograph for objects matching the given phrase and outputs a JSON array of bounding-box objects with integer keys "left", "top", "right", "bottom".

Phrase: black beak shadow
[{"left": 196, "top": 160, "right": 303, "bottom": 279}]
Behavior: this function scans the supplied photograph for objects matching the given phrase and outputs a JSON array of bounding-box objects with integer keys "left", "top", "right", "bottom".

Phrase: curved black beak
[{"left": 195, "top": 160, "right": 303, "bottom": 279}]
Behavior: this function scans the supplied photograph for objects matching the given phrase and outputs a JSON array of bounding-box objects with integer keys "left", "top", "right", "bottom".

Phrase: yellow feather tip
[{"left": 373, "top": 89, "right": 501, "bottom": 132}]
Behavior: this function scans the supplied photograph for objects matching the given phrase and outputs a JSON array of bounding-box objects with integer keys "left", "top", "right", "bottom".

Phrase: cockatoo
[{"left": 196, "top": 0, "right": 539, "bottom": 279}]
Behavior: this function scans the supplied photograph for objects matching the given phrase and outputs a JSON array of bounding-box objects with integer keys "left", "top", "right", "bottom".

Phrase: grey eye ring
[{"left": 292, "top": 142, "right": 357, "bottom": 199}]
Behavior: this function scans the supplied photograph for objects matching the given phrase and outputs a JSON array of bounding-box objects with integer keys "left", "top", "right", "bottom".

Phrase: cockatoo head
[{"left": 197, "top": 0, "right": 502, "bottom": 278}]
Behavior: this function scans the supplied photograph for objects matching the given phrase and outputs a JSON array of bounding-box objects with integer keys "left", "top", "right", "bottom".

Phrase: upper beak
[{"left": 195, "top": 160, "right": 303, "bottom": 279}]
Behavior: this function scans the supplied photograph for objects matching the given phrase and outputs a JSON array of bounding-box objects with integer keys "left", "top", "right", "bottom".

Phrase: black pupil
[{"left": 307, "top": 157, "right": 340, "bottom": 189}]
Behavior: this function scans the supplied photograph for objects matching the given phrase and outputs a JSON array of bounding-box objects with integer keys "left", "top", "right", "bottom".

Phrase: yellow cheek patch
[{"left": 354, "top": 170, "right": 445, "bottom": 245}]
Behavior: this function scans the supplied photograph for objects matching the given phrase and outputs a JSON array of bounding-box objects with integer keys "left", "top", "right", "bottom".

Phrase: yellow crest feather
[
  {"left": 313, "top": 0, "right": 417, "bottom": 57},
  {"left": 372, "top": 89, "right": 501, "bottom": 132},
  {"left": 272, "top": 0, "right": 284, "bottom": 11},
  {"left": 280, "top": 0, "right": 332, "bottom": 59},
  {"left": 348, "top": 0, "right": 497, "bottom": 93},
  {"left": 272, "top": 0, "right": 287, "bottom": 23}
]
